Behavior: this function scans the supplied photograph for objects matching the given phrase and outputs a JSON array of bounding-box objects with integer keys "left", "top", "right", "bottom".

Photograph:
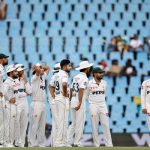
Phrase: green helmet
[{"left": 92, "top": 67, "right": 105, "bottom": 73}]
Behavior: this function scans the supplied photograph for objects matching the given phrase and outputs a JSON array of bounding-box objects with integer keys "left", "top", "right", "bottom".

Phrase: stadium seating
[{"left": 0, "top": 0, "right": 150, "bottom": 133}]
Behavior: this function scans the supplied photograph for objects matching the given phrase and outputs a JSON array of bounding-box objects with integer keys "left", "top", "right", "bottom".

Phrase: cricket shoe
[
  {"left": 73, "top": 144, "right": 83, "bottom": 147},
  {"left": 54, "top": 144, "right": 65, "bottom": 147},
  {"left": 0, "top": 144, "right": 4, "bottom": 148},
  {"left": 5, "top": 144, "right": 14, "bottom": 148},
  {"left": 65, "top": 144, "right": 72, "bottom": 147}
]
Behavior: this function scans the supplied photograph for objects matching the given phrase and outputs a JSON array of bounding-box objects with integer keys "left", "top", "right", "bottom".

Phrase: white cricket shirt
[
  {"left": 31, "top": 73, "right": 47, "bottom": 102},
  {"left": 0, "top": 64, "right": 4, "bottom": 93},
  {"left": 87, "top": 78, "right": 107, "bottom": 105},
  {"left": 71, "top": 72, "right": 88, "bottom": 108},
  {"left": 17, "top": 78, "right": 31, "bottom": 101},
  {"left": 4, "top": 77, "right": 19, "bottom": 103},
  {"left": 51, "top": 70, "right": 68, "bottom": 103},
  {"left": 141, "top": 79, "right": 150, "bottom": 113}
]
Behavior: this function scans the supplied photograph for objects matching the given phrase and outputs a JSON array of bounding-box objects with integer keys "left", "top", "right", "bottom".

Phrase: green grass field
[{"left": 0, "top": 147, "right": 149, "bottom": 150}]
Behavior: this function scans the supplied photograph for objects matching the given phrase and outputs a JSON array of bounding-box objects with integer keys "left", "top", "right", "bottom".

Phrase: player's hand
[
  {"left": 142, "top": 109, "right": 147, "bottom": 114},
  {"left": 74, "top": 103, "right": 81, "bottom": 111},
  {"left": 9, "top": 98, "right": 16, "bottom": 104},
  {"left": 22, "top": 73, "right": 28, "bottom": 83},
  {"left": 32, "top": 64, "right": 36, "bottom": 70},
  {"left": 51, "top": 99, "right": 55, "bottom": 105},
  {"left": 0, "top": 92, "right": 3, "bottom": 97}
]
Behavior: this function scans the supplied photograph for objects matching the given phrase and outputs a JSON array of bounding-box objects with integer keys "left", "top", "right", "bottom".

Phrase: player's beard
[
  {"left": 97, "top": 76, "right": 103, "bottom": 81},
  {"left": 18, "top": 72, "right": 22, "bottom": 78},
  {"left": 66, "top": 69, "right": 71, "bottom": 73},
  {"left": 3, "top": 60, "right": 8, "bottom": 66},
  {"left": 13, "top": 75, "right": 18, "bottom": 79}
]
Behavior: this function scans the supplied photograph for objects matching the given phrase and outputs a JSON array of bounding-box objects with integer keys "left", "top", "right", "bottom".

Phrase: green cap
[{"left": 92, "top": 67, "right": 105, "bottom": 73}]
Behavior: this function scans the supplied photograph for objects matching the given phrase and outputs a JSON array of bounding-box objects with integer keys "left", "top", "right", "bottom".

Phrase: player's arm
[
  {"left": 62, "top": 82, "right": 68, "bottom": 97},
  {"left": 49, "top": 76, "right": 55, "bottom": 99},
  {"left": 75, "top": 88, "right": 84, "bottom": 111},
  {"left": 49, "top": 85, "right": 55, "bottom": 99},
  {"left": 69, "top": 88, "right": 73, "bottom": 101},
  {"left": 62, "top": 75, "right": 68, "bottom": 98},
  {"left": 86, "top": 82, "right": 91, "bottom": 101},
  {"left": 141, "top": 81, "right": 147, "bottom": 114},
  {"left": 32, "top": 64, "right": 41, "bottom": 77},
  {"left": 0, "top": 72, "right": 4, "bottom": 97},
  {"left": 42, "top": 64, "right": 50, "bottom": 75},
  {"left": 21, "top": 73, "right": 32, "bottom": 95},
  {"left": 3, "top": 82, "right": 16, "bottom": 104}
]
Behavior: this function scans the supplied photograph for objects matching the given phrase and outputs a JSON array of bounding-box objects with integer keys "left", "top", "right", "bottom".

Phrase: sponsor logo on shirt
[
  {"left": 147, "top": 91, "right": 150, "bottom": 95},
  {"left": 92, "top": 91, "right": 105, "bottom": 95},
  {"left": 40, "top": 86, "right": 45, "bottom": 90}
]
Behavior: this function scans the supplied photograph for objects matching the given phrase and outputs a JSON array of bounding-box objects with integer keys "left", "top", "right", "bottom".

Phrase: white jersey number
[
  {"left": 72, "top": 82, "right": 79, "bottom": 93},
  {"left": 55, "top": 81, "right": 60, "bottom": 90}
]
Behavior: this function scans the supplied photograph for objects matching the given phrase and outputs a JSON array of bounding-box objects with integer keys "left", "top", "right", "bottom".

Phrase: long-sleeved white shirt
[
  {"left": 16, "top": 78, "right": 31, "bottom": 103},
  {"left": 4, "top": 77, "right": 19, "bottom": 103},
  {"left": 0, "top": 64, "right": 4, "bottom": 94},
  {"left": 31, "top": 73, "right": 47, "bottom": 102},
  {"left": 141, "top": 79, "right": 150, "bottom": 113}
]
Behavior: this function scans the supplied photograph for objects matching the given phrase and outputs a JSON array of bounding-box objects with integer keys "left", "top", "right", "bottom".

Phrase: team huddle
[{"left": 0, "top": 53, "right": 150, "bottom": 147}]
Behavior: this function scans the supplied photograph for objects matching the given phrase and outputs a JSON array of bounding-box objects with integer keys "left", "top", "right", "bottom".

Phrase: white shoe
[
  {"left": 15, "top": 143, "right": 24, "bottom": 147},
  {"left": 65, "top": 144, "right": 72, "bottom": 147},
  {"left": 39, "top": 145, "right": 45, "bottom": 147},
  {"left": 54, "top": 144, "right": 65, "bottom": 147},
  {"left": 74, "top": 144, "right": 83, "bottom": 147},
  {"left": 5, "top": 144, "right": 14, "bottom": 148},
  {"left": 106, "top": 145, "right": 113, "bottom": 147},
  {"left": 0, "top": 145, "right": 4, "bottom": 148}
]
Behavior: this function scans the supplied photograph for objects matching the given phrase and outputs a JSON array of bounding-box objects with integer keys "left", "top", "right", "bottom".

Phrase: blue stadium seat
[
  {"left": 9, "top": 21, "right": 20, "bottom": 37},
  {"left": 0, "top": 21, "right": 7, "bottom": 37},
  {"left": 137, "top": 52, "right": 148, "bottom": 62},
  {"left": 39, "top": 37, "right": 49, "bottom": 53},
  {"left": 0, "top": 38, "right": 9, "bottom": 52},
  {"left": 109, "top": 52, "right": 121, "bottom": 61},
  {"left": 7, "top": 4, "right": 17, "bottom": 19}
]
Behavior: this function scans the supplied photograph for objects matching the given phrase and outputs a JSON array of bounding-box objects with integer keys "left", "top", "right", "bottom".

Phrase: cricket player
[
  {"left": 51, "top": 59, "right": 72, "bottom": 147},
  {"left": 48, "top": 63, "right": 60, "bottom": 147},
  {"left": 87, "top": 67, "right": 113, "bottom": 147},
  {"left": 3, "top": 64, "right": 19, "bottom": 147},
  {"left": 15, "top": 65, "right": 31, "bottom": 147},
  {"left": 68, "top": 60, "right": 93, "bottom": 147},
  {"left": 28, "top": 63, "right": 50, "bottom": 147},
  {"left": 0, "top": 53, "right": 9, "bottom": 147},
  {"left": 141, "top": 79, "right": 150, "bottom": 147}
]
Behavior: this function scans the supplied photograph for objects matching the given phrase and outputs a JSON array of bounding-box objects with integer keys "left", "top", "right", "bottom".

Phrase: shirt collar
[
  {"left": 92, "top": 78, "right": 96, "bottom": 84},
  {"left": 8, "top": 76, "right": 14, "bottom": 82},
  {"left": 92, "top": 78, "right": 101, "bottom": 85},
  {"left": 60, "top": 69, "right": 68, "bottom": 76},
  {"left": 80, "top": 72, "right": 87, "bottom": 77},
  {"left": 0, "top": 64, "right": 4, "bottom": 70}
]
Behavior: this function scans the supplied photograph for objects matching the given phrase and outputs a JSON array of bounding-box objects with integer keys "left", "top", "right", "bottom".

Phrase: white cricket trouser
[
  {"left": 146, "top": 115, "right": 150, "bottom": 130},
  {"left": 146, "top": 115, "right": 150, "bottom": 147},
  {"left": 0, "top": 99, "right": 4, "bottom": 144},
  {"left": 89, "top": 103, "right": 113, "bottom": 147},
  {"left": 4, "top": 103, "right": 17, "bottom": 146},
  {"left": 49, "top": 102, "right": 57, "bottom": 147},
  {"left": 28, "top": 101, "right": 46, "bottom": 147},
  {"left": 63, "top": 107, "right": 69, "bottom": 145},
  {"left": 68, "top": 106, "right": 85, "bottom": 146},
  {"left": 15, "top": 99, "right": 28, "bottom": 147},
  {"left": 55, "top": 100, "right": 66, "bottom": 146}
]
